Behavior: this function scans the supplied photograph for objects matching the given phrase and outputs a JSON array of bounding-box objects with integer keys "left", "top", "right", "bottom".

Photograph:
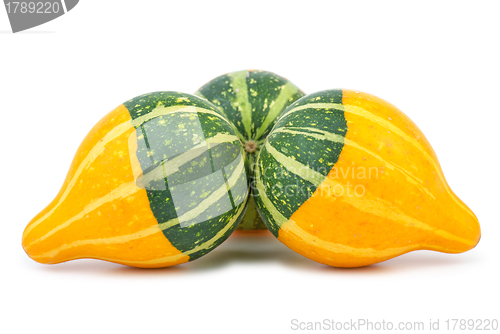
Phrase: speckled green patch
[
  {"left": 124, "top": 92, "right": 249, "bottom": 260},
  {"left": 196, "top": 70, "right": 305, "bottom": 230},
  {"left": 196, "top": 70, "right": 305, "bottom": 143},
  {"left": 254, "top": 90, "right": 347, "bottom": 237}
]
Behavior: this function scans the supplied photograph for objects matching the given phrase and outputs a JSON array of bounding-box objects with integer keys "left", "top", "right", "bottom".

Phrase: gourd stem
[{"left": 245, "top": 140, "right": 257, "bottom": 154}]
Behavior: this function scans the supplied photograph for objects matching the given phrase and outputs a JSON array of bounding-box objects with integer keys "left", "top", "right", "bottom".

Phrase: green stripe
[
  {"left": 278, "top": 102, "right": 344, "bottom": 121},
  {"left": 125, "top": 91, "right": 226, "bottom": 120},
  {"left": 184, "top": 195, "right": 247, "bottom": 256},
  {"left": 196, "top": 70, "right": 305, "bottom": 143},
  {"left": 195, "top": 75, "right": 247, "bottom": 142},
  {"left": 254, "top": 81, "right": 302, "bottom": 140},
  {"left": 245, "top": 71, "right": 304, "bottom": 140},
  {"left": 124, "top": 91, "right": 249, "bottom": 260},
  {"left": 131, "top": 104, "right": 234, "bottom": 129},
  {"left": 254, "top": 89, "right": 348, "bottom": 235},
  {"left": 137, "top": 133, "right": 239, "bottom": 188},
  {"left": 229, "top": 71, "right": 253, "bottom": 138},
  {"left": 264, "top": 141, "right": 325, "bottom": 187},
  {"left": 154, "top": 155, "right": 247, "bottom": 231},
  {"left": 254, "top": 145, "right": 317, "bottom": 237},
  {"left": 254, "top": 161, "right": 288, "bottom": 236}
]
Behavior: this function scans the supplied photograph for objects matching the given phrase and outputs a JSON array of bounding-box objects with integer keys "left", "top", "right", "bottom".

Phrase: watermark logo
[
  {"left": 3, "top": 0, "right": 79, "bottom": 33},
  {"left": 252, "top": 162, "right": 382, "bottom": 199}
]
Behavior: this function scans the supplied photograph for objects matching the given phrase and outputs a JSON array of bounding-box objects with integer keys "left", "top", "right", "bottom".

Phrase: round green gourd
[{"left": 195, "top": 70, "right": 305, "bottom": 230}]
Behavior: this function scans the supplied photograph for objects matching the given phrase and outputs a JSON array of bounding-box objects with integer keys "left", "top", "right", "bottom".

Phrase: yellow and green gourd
[
  {"left": 255, "top": 89, "right": 481, "bottom": 267},
  {"left": 22, "top": 92, "right": 249, "bottom": 268},
  {"left": 21, "top": 79, "right": 481, "bottom": 269},
  {"left": 196, "top": 70, "right": 305, "bottom": 230}
]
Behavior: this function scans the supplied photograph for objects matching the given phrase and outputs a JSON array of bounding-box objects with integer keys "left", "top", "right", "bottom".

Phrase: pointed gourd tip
[
  {"left": 21, "top": 215, "right": 54, "bottom": 265},
  {"left": 460, "top": 209, "right": 481, "bottom": 252},
  {"left": 427, "top": 209, "right": 481, "bottom": 255}
]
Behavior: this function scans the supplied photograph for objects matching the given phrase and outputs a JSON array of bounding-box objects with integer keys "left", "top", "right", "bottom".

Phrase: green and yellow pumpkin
[
  {"left": 255, "top": 89, "right": 481, "bottom": 267},
  {"left": 22, "top": 92, "right": 249, "bottom": 268}
]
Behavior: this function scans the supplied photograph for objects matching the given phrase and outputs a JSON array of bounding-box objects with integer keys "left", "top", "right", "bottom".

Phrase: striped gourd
[
  {"left": 254, "top": 89, "right": 481, "bottom": 267},
  {"left": 196, "top": 70, "right": 305, "bottom": 230},
  {"left": 22, "top": 92, "right": 249, "bottom": 268}
]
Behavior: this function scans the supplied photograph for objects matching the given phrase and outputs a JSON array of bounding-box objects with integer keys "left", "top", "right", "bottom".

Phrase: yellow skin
[
  {"left": 22, "top": 105, "right": 189, "bottom": 268},
  {"left": 277, "top": 90, "right": 480, "bottom": 267}
]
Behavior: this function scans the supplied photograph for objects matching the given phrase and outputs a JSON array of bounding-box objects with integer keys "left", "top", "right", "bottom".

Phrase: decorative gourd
[
  {"left": 22, "top": 92, "right": 249, "bottom": 268},
  {"left": 254, "top": 89, "right": 481, "bottom": 267},
  {"left": 196, "top": 70, "right": 305, "bottom": 230}
]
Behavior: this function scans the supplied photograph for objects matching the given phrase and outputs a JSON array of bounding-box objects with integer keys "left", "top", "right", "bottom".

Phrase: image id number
[{"left": 5, "top": 2, "right": 61, "bottom": 14}]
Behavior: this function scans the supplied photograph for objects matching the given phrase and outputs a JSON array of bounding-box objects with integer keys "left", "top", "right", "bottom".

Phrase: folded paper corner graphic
[
  {"left": 65, "top": 0, "right": 78, "bottom": 12},
  {"left": 4, "top": 0, "right": 79, "bottom": 33}
]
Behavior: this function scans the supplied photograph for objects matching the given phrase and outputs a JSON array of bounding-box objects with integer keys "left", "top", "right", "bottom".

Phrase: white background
[{"left": 1, "top": 1, "right": 499, "bottom": 333}]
